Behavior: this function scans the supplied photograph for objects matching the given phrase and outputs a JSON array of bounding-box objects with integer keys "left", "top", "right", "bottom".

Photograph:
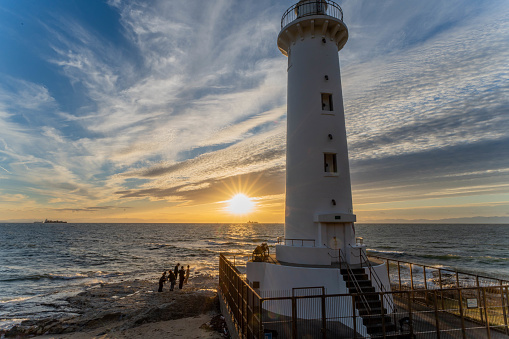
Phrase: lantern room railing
[{"left": 281, "top": 0, "right": 344, "bottom": 29}]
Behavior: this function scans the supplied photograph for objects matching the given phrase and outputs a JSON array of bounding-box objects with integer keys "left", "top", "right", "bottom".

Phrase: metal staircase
[{"left": 339, "top": 251, "right": 412, "bottom": 338}]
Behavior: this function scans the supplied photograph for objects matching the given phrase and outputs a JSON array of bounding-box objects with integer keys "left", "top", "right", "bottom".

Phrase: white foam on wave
[{"left": 0, "top": 296, "right": 35, "bottom": 304}]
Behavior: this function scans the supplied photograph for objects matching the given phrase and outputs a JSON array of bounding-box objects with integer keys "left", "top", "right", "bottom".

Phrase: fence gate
[{"left": 292, "top": 287, "right": 326, "bottom": 338}]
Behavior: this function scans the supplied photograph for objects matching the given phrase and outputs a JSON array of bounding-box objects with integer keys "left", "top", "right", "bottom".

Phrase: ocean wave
[
  {"left": 146, "top": 243, "right": 177, "bottom": 250},
  {"left": 477, "top": 255, "right": 509, "bottom": 261},
  {"left": 205, "top": 240, "right": 238, "bottom": 246},
  {"left": 367, "top": 249, "right": 405, "bottom": 256},
  {"left": 421, "top": 254, "right": 462, "bottom": 261},
  {"left": 0, "top": 296, "right": 35, "bottom": 304},
  {"left": 0, "top": 271, "right": 124, "bottom": 283}
]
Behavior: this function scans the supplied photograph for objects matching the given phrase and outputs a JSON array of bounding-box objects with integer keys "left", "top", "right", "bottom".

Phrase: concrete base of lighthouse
[{"left": 246, "top": 248, "right": 392, "bottom": 336}]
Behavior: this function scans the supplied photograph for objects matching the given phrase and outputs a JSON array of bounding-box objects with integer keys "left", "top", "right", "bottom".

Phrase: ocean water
[{"left": 1, "top": 223, "right": 508, "bottom": 330}]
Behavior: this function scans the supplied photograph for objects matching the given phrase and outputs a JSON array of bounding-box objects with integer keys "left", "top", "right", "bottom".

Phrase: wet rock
[{"left": 5, "top": 277, "right": 219, "bottom": 337}]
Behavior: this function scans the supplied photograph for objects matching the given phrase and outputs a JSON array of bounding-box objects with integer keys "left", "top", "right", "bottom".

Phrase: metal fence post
[
  {"left": 386, "top": 259, "right": 391, "bottom": 287},
  {"left": 423, "top": 265, "right": 427, "bottom": 289},
  {"left": 458, "top": 288, "right": 466, "bottom": 339},
  {"left": 352, "top": 295, "right": 357, "bottom": 339},
  {"left": 439, "top": 269, "right": 445, "bottom": 310},
  {"left": 243, "top": 284, "right": 247, "bottom": 337},
  {"left": 504, "top": 286, "right": 509, "bottom": 335},
  {"left": 322, "top": 294, "right": 327, "bottom": 339},
  {"left": 410, "top": 263, "right": 414, "bottom": 291},
  {"left": 292, "top": 296, "right": 297, "bottom": 339},
  {"left": 423, "top": 265, "right": 428, "bottom": 304},
  {"left": 381, "top": 291, "right": 386, "bottom": 339},
  {"left": 433, "top": 290, "right": 441, "bottom": 339},
  {"left": 259, "top": 299, "right": 264, "bottom": 339},
  {"left": 476, "top": 275, "right": 484, "bottom": 323},
  {"left": 407, "top": 291, "right": 414, "bottom": 336},
  {"left": 482, "top": 288, "right": 492, "bottom": 339},
  {"left": 398, "top": 261, "right": 402, "bottom": 291},
  {"left": 248, "top": 287, "right": 253, "bottom": 338}
]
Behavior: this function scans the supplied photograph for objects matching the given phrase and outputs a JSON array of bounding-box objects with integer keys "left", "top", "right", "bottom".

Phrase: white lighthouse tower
[
  {"left": 247, "top": 0, "right": 390, "bottom": 312},
  {"left": 276, "top": 0, "right": 358, "bottom": 266},
  {"left": 243, "top": 2, "right": 393, "bottom": 336}
]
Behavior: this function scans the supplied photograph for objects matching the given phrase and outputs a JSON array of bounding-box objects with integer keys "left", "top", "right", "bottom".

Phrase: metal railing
[
  {"left": 338, "top": 249, "right": 373, "bottom": 314},
  {"left": 353, "top": 249, "right": 397, "bottom": 323},
  {"left": 370, "top": 255, "right": 509, "bottom": 291},
  {"left": 277, "top": 237, "right": 316, "bottom": 247},
  {"left": 219, "top": 253, "right": 263, "bottom": 338},
  {"left": 281, "top": 0, "right": 344, "bottom": 28},
  {"left": 219, "top": 254, "right": 509, "bottom": 338}
]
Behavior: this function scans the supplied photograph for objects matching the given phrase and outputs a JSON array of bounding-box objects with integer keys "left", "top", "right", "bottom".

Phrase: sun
[{"left": 227, "top": 194, "right": 255, "bottom": 215}]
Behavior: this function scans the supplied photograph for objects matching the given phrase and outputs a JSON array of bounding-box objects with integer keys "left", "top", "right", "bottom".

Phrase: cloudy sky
[{"left": 0, "top": 0, "right": 507, "bottom": 223}]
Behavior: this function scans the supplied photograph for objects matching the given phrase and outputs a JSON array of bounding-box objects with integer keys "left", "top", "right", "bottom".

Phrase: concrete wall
[{"left": 276, "top": 244, "right": 331, "bottom": 265}]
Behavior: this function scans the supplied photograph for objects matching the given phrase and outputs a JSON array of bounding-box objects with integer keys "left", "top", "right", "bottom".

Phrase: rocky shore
[{"left": 2, "top": 275, "right": 228, "bottom": 338}]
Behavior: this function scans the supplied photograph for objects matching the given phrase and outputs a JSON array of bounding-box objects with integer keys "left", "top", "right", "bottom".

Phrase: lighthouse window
[
  {"left": 324, "top": 153, "right": 337, "bottom": 173},
  {"left": 321, "top": 93, "right": 333, "bottom": 111}
]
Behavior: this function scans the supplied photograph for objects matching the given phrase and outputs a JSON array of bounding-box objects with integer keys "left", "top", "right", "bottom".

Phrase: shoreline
[{"left": 2, "top": 276, "right": 227, "bottom": 338}]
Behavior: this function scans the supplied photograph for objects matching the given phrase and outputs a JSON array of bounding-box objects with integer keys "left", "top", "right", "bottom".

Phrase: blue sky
[{"left": 0, "top": 0, "right": 508, "bottom": 223}]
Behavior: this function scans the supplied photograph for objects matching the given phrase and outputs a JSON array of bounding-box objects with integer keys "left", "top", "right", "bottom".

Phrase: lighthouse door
[{"left": 326, "top": 224, "right": 344, "bottom": 263}]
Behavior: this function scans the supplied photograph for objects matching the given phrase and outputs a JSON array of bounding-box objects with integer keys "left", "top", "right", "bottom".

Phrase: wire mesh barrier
[{"left": 219, "top": 254, "right": 509, "bottom": 338}]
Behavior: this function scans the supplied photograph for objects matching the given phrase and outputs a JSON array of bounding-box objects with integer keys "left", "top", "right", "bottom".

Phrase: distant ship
[
  {"left": 246, "top": 221, "right": 258, "bottom": 224},
  {"left": 43, "top": 219, "right": 67, "bottom": 223}
]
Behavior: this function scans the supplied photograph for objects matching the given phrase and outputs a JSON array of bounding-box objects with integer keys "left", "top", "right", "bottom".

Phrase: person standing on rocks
[
  {"left": 158, "top": 271, "right": 167, "bottom": 292},
  {"left": 184, "top": 265, "right": 190, "bottom": 284},
  {"left": 168, "top": 270, "right": 176, "bottom": 291},
  {"left": 178, "top": 266, "right": 186, "bottom": 289},
  {"left": 174, "top": 263, "right": 179, "bottom": 277}
]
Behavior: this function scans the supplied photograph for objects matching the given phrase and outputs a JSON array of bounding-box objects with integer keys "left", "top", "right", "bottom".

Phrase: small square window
[
  {"left": 324, "top": 153, "right": 337, "bottom": 173},
  {"left": 321, "top": 93, "right": 333, "bottom": 111}
]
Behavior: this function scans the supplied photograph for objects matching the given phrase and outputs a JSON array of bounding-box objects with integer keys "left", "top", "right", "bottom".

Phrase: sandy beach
[{"left": 2, "top": 275, "right": 227, "bottom": 338}]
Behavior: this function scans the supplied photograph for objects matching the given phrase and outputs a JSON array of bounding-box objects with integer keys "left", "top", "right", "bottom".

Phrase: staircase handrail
[
  {"left": 338, "top": 249, "right": 372, "bottom": 314},
  {"left": 351, "top": 246, "right": 396, "bottom": 314}
]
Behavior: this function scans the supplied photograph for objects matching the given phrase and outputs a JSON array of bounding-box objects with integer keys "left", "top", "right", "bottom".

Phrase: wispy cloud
[
  {"left": 0, "top": 0, "right": 288, "bottom": 218},
  {"left": 0, "top": 0, "right": 507, "bottom": 222}
]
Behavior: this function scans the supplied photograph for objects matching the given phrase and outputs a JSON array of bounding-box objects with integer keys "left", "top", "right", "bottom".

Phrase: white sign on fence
[{"left": 467, "top": 298, "right": 478, "bottom": 309}]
